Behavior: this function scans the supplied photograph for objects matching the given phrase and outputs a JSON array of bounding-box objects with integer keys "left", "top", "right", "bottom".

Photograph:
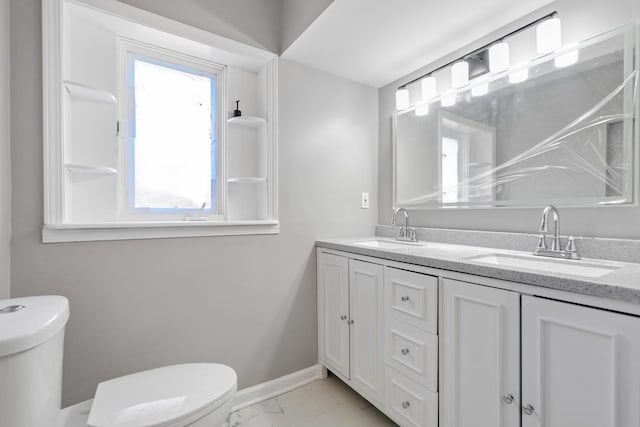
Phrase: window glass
[{"left": 130, "top": 57, "right": 217, "bottom": 212}]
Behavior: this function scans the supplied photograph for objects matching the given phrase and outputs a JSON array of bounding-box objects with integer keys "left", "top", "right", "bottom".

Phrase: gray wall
[
  {"left": 10, "top": 0, "right": 378, "bottom": 406},
  {"left": 281, "top": 0, "right": 334, "bottom": 53},
  {"left": 0, "top": 0, "right": 9, "bottom": 299},
  {"left": 379, "top": 0, "right": 640, "bottom": 239}
]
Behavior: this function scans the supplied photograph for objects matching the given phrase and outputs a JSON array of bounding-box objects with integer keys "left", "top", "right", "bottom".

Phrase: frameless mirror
[{"left": 393, "top": 23, "right": 639, "bottom": 209}]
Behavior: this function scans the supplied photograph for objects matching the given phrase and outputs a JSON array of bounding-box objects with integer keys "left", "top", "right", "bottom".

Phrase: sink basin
[
  {"left": 351, "top": 240, "right": 425, "bottom": 250},
  {"left": 464, "top": 253, "right": 621, "bottom": 278}
]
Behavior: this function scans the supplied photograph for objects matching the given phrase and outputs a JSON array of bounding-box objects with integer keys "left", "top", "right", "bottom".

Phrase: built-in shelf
[
  {"left": 65, "top": 164, "right": 118, "bottom": 176},
  {"left": 227, "top": 116, "right": 267, "bottom": 128},
  {"left": 64, "top": 81, "right": 117, "bottom": 104},
  {"left": 227, "top": 177, "right": 267, "bottom": 183}
]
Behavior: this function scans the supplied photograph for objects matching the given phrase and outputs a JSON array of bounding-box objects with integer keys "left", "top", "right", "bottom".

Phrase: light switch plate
[{"left": 361, "top": 192, "right": 370, "bottom": 209}]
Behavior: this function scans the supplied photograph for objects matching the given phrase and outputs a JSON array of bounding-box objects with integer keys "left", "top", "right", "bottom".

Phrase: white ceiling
[{"left": 282, "top": 0, "right": 554, "bottom": 88}]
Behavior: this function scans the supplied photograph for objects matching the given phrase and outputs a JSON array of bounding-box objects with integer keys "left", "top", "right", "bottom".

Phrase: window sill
[{"left": 42, "top": 220, "right": 279, "bottom": 243}]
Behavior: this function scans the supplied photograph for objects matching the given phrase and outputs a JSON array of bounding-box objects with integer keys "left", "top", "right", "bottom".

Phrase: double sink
[{"left": 350, "top": 239, "right": 621, "bottom": 279}]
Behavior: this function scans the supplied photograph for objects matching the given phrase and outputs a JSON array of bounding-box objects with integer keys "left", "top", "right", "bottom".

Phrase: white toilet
[{"left": 0, "top": 295, "right": 237, "bottom": 427}]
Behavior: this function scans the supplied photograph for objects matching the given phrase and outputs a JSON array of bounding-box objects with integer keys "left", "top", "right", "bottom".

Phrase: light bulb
[
  {"left": 395, "top": 88, "right": 410, "bottom": 110},
  {"left": 509, "top": 68, "right": 529, "bottom": 84},
  {"left": 415, "top": 104, "right": 429, "bottom": 116},
  {"left": 537, "top": 17, "right": 562, "bottom": 54},
  {"left": 441, "top": 93, "right": 456, "bottom": 107},
  {"left": 489, "top": 42, "right": 510, "bottom": 73},
  {"left": 471, "top": 82, "right": 488, "bottom": 97},
  {"left": 421, "top": 76, "right": 437, "bottom": 100},
  {"left": 451, "top": 61, "right": 469, "bottom": 88},
  {"left": 555, "top": 45, "right": 579, "bottom": 67}
]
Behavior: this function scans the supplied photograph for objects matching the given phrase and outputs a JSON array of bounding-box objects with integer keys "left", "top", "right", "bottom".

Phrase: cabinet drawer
[
  {"left": 385, "top": 318, "right": 438, "bottom": 391},
  {"left": 385, "top": 367, "right": 438, "bottom": 427},
  {"left": 384, "top": 267, "right": 438, "bottom": 333}
]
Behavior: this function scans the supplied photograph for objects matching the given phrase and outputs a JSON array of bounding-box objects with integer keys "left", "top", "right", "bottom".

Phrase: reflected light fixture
[
  {"left": 509, "top": 68, "right": 529, "bottom": 83},
  {"left": 421, "top": 76, "right": 437, "bottom": 100},
  {"left": 451, "top": 61, "right": 469, "bottom": 88},
  {"left": 555, "top": 45, "right": 579, "bottom": 67},
  {"left": 471, "top": 82, "right": 489, "bottom": 97},
  {"left": 537, "top": 17, "right": 562, "bottom": 54},
  {"left": 395, "top": 88, "right": 410, "bottom": 110},
  {"left": 489, "top": 42, "right": 510, "bottom": 72},
  {"left": 441, "top": 93, "right": 456, "bottom": 107},
  {"left": 415, "top": 104, "right": 429, "bottom": 116}
]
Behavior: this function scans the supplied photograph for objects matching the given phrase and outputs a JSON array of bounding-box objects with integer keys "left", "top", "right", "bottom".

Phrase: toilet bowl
[{"left": 0, "top": 296, "right": 237, "bottom": 427}]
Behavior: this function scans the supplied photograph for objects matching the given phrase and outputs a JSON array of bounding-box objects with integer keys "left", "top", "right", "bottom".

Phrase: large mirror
[{"left": 393, "top": 24, "right": 639, "bottom": 209}]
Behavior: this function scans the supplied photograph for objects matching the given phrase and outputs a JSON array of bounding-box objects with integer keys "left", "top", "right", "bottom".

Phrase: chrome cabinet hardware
[
  {"left": 340, "top": 315, "right": 347, "bottom": 321},
  {"left": 402, "top": 401, "right": 410, "bottom": 409},
  {"left": 348, "top": 319, "right": 354, "bottom": 325},
  {"left": 503, "top": 394, "right": 514, "bottom": 404},
  {"left": 401, "top": 295, "right": 410, "bottom": 302},
  {"left": 522, "top": 404, "right": 534, "bottom": 415},
  {"left": 401, "top": 348, "right": 410, "bottom": 356}
]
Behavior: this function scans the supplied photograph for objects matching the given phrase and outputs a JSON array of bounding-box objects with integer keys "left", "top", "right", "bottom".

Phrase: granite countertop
[{"left": 316, "top": 237, "right": 640, "bottom": 305}]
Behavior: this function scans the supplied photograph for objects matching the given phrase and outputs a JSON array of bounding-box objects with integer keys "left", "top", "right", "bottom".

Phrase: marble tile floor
[{"left": 229, "top": 373, "right": 398, "bottom": 427}]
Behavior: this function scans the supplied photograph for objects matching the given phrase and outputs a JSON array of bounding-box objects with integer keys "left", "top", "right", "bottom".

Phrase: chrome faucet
[
  {"left": 533, "top": 205, "right": 580, "bottom": 259},
  {"left": 392, "top": 208, "right": 417, "bottom": 242}
]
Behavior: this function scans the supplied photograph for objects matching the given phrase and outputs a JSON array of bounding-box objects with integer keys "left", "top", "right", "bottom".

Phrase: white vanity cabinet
[
  {"left": 317, "top": 253, "right": 385, "bottom": 405},
  {"left": 441, "top": 278, "right": 640, "bottom": 427}
]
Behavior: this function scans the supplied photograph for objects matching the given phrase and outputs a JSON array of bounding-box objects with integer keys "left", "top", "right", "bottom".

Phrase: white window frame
[
  {"left": 116, "top": 38, "right": 226, "bottom": 222},
  {"left": 42, "top": 0, "right": 279, "bottom": 243}
]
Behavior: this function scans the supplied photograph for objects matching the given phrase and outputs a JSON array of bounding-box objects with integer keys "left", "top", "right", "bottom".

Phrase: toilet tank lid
[
  {"left": 0, "top": 295, "right": 70, "bottom": 357},
  {"left": 88, "top": 363, "right": 237, "bottom": 427}
]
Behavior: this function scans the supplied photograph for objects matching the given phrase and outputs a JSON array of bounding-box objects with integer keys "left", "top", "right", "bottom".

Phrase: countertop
[{"left": 316, "top": 237, "right": 640, "bottom": 304}]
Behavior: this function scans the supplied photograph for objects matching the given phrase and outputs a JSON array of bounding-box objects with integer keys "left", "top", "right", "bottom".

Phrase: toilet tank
[{"left": 0, "top": 295, "right": 70, "bottom": 427}]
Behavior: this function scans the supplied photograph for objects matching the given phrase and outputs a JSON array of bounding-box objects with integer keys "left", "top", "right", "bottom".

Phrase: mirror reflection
[{"left": 394, "top": 24, "right": 638, "bottom": 208}]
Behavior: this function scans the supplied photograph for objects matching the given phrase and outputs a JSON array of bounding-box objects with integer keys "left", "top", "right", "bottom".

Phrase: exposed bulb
[
  {"left": 441, "top": 93, "right": 456, "bottom": 107},
  {"left": 537, "top": 17, "right": 562, "bottom": 54},
  {"left": 451, "top": 61, "right": 469, "bottom": 88},
  {"left": 509, "top": 68, "right": 529, "bottom": 84},
  {"left": 471, "top": 82, "right": 489, "bottom": 97},
  {"left": 415, "top": 104, "right": 429, "bottom": 116},
  {"left": 489, "top": 42, "right": 510, "bottom": 73},
  {"left": 421, "top": 76, "right": 437, "bottom": 100}
]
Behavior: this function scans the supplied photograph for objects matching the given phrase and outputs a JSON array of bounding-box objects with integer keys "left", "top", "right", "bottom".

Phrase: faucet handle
[
  {"left": 407, "top": 227, "right": 417, "bottom": 241},
  {"left": 565, "top": 236, "right": 576, "bottom": 252},
  {"left": 536, "top": 234, "right": 548, "bottom": 250}
]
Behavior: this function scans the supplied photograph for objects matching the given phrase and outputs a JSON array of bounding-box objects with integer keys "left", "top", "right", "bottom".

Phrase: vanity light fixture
[
  {"left": 415, "top": 104, "right": 429, "bottom": 116},
  {"left": 394, "top": 10, "right": 558, "bottom": 111},
  {"left": 471, "top": 82, "right": 489, "bottom": 97},
  {"left": 421, "top": 76, "right": 437, "bottom": 100},
  {"left": 555, "top": 44, "right": 579, "bottom": 67},
  {"left": 489, "top": 42, "right": 510, "bottom": 72},
  {"left": 451, "top": 61, "right": 469, "bottom": 88},
  {"left": 395, "top": 88, "right": 410, "bottom": 110},
  {"left": 509, "top": 67, "right": 529, "bottom": 83},
  {"left": 441, "top": 93, "right": 456, "bottom": 107},
  {"left": 536, "top": 17, "right": 562, "bottom": 54}
]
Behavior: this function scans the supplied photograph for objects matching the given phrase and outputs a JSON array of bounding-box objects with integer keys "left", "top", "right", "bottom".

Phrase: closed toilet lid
[{"left": 87, "top": 363, "right": 237, "bottom": 427}]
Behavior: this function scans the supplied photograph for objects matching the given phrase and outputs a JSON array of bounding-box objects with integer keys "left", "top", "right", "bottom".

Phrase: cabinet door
[
  {"left": 317, "top": 252, "right": 350, "bottom": 378},
  {"left": 522, "top": 296, "right": 640, "bottom": 427},
  {"left": 441, "top": 279, "right": 521, "bottom": 427},
  {"left": 349, "top": 259, "right": 385, "bottom": 404}
]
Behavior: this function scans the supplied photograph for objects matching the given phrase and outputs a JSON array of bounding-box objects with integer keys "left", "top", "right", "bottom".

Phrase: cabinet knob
[
  {"left": 348, "top": 319, "right": 354, "bottom": 325},
  {"left": 401, "top": 348, "right": 410, "bottom": 356},
  {"left": 522, "top": 404, "right": 534, "bottom": 415},
  {"left": 340, "top": 315, "right": 347, "bottom": 321},
  {"left": 502, "top": 394, "right": 514, "bottom": 404},
  {"left": 401, "top": 296, "right": 410, "bottom": 302},
  {"left": 401, "top": 401, "right": 410, "bottom": 409}
]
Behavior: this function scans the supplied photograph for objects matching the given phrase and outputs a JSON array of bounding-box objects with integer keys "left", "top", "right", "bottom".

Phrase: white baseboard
[{"left": 231, "top": 364, "right": 322, "bottom": 412}]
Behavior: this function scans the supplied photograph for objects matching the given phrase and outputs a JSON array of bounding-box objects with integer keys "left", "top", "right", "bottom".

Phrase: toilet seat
[{"left": 87, "top": 363, "right": 237, "bottom": 427}]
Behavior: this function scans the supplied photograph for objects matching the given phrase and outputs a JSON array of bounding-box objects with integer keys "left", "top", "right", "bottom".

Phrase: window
[
  {"left": 42, "top": 0, "right": 278, "bottom": 242},
  {"left": 119, "top": 45, "right": 224, "bottom": 221}
]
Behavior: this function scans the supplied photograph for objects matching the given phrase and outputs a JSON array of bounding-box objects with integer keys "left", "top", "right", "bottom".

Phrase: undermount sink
[
  {"left": 351, "top": 239, "right": 426, "bottom": 249},
  {"left": 464, "top": 253, "right": 621, "bottom": 278}
]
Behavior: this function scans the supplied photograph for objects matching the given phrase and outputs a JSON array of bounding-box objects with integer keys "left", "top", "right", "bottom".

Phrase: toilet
[{"left": 0, "top": 295, "right": 237, "bottom": 427}]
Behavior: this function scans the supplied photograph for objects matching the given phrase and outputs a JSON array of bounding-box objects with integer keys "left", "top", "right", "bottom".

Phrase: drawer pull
[
  {"left": 401, "top": 295, "right": 410, "bottom": 302},
  {"left": 401, "top": 348, "right": 410, "bottom": 356},
  {"left": 340, "top": 315, "right": 347, "bottom": 321},
  {"left": 402, "top": 401, "right": 410, "bottom": 409},
  {"left": 348, "top": 319, "right": 354, "bottom": 325},
  {"left": 503, "top": 394, "right": 514, "bottom": 404},
  {"left": 522, "top": 404, "right": 534, "bottom": 415}
]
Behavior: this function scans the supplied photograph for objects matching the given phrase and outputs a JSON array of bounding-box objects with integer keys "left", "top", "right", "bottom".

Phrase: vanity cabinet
[
  {"left": 317, "top": 253, "right": 385, "bottom": 404},
  {"left": 441, "top": 278, "right": 640, "bottom": 427}
]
